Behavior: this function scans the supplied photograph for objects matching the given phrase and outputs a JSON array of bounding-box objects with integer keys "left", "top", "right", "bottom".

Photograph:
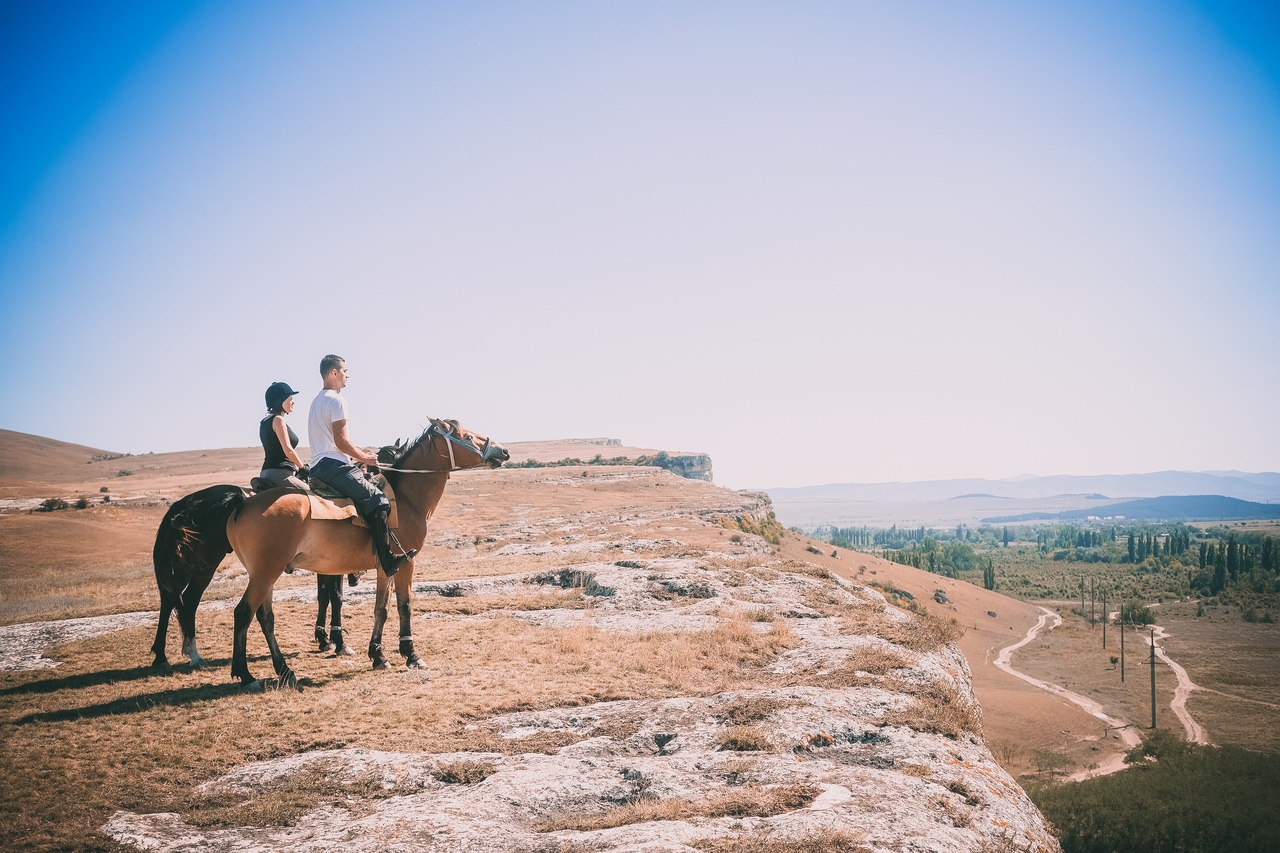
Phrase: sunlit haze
[{"left": 2, "top": 1, "right": 1278, "bottom": 489}]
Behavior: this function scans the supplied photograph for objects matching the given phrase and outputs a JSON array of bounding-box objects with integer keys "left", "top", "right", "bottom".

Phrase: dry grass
[
  {"left": 716, "top": 696, "right": 789, "bottom": 725},
  {"left": 899, "top": 763, "right": 933, "bottom": 778},
  {"left": 879, "top": 678, "right": 984, "bottom": 740},
  {"left": 790, "top": 644, "right": 916, "bottom": 691},
  {"left": 875, "top": 611, "right": 965, "bottom": 652},
  {"left": 832, "top": 601, "right": 964, "bottom": 653},
  {"left": 533, "top": 784, "right": 820, "bottom": 832},
  {"left": 716, "top": 725, "right": 775, "bottom": 752},
  {"left": 416, "top": 589, "right": 586, "bottom": 615},
  {"left": 0, "top": 595, "right": 799, "bottom": 850},
  {"left": 433, "top": 758, "right": 497, "bottom": 784},
  {"left": 779, "top": 560, "right": 831, "bottom": 580},
  {"left": 690, "top": 829, "right": 871, "bottom": 853},
  {"left": 186, "top": 763, "right": 409, "bottom": 827}
]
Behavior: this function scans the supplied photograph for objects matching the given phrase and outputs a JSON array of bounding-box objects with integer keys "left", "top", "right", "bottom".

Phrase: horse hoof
[
  {"left": 246, "top": 680, "right": 264, "bottom": 693},
  {"left": 189, "top": 657, "right": 206, "bottom": 671},
  {"left": 405, "top": 655, "right": 426, "bottom": 669},
  {"left": 371, "top": 658, "right": 389, "bottom": 670},
  {"left": 319, "top": 641, "right": 335, "bottom": 653},
  {"left": 152, "top": 658, "right": 173, "bottom": 674},
  {"left": 335, "top": 645, "right": 356, "bottom": 657}
]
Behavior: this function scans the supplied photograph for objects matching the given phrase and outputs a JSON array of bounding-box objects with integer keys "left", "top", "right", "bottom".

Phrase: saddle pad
[{"left": 307, "top": 482, "right": 399, "bottom": 529}]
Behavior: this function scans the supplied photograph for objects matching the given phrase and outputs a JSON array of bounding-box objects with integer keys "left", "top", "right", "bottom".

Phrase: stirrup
[{"left": 381, "top": 549, "right": 415, "bottom": 577}]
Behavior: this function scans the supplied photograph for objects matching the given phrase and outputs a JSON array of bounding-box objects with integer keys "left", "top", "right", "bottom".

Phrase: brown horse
[{"left": 154, "top": 419, "right": 506, "bottom": 689}]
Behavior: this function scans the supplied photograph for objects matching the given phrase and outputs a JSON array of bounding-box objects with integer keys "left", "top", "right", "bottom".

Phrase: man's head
[{"left": 320, "top": 354, "right": 348, "bottom": 390}]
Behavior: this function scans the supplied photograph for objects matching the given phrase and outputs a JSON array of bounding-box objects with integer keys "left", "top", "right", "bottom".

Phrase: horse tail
[{"left": 153, "top": 485, "right": 248, "bottom": 595}]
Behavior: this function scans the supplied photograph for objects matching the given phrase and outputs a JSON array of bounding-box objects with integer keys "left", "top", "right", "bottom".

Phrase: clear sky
[{"left": 2, "top": 0, "right": 1278, "bottom": 489}]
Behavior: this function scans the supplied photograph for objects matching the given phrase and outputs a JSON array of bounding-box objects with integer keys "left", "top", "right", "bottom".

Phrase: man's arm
[{"left": 332, "top": 419, "right": 378, "bottom": 465}]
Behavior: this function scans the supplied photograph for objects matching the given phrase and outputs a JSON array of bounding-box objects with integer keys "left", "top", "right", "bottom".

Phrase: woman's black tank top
[{"left": 260, "top": 415, "right": 299, "bottom": 470}]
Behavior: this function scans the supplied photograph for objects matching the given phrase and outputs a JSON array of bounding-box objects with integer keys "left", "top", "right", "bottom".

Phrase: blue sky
[{"left": 2, "top": 1, "right": 1278, "bottom": 489}]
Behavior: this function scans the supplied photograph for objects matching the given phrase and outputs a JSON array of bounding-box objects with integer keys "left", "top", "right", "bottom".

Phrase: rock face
[
  {"left": 654, "top": 453, "right": 714, "bottom": 482},
  {"left": 103, "top": 480, "right": 1059, "bottom": 853}
]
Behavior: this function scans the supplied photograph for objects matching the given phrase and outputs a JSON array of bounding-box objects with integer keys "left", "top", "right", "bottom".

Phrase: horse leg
[
  {"left": 395, "top": 566, "right": 424, "bottom": 669},
  {"left": 329, "top": 578, "right": 354, "bottom": 656},
  {"left": 151, "top": 587, "right": 179, "bottom": 671},
  {"left": 316, "top": 575, "right": 333, "bottom": 651},
  {"left": 231, "top": 574, "right": 279, "bottom": 688},
  {"left": 178, "top": 570, "right": 214, "bottom": 669},
  {"left": 256, "top": 599, "right": 298, "bottom": 691},
  {"left": 231, "top": 596, "right": 256, "bottom": 685},
  {"left": 368, "top": 571, "right": 391, "bottom": 669}
]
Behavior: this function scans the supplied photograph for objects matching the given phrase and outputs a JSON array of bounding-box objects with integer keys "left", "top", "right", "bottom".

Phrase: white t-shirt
[{"left": 308, "top": 389, "right": 350, "bottom": 465}]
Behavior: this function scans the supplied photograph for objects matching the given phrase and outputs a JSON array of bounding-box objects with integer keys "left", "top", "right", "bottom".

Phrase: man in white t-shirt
[{"left": 307, "top": 354, "right": 415, "bottom": 577}]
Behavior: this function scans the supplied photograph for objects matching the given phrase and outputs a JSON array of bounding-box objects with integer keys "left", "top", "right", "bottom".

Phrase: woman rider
[
  {"left": 260, "top": 380, "right": 357, "bottom": 651},
  {"left": 259, "top": 381, "right": 309, "bottom": 490}
]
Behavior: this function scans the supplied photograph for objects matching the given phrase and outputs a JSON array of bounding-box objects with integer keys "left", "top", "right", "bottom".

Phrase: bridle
[{"left": 376, "top": 420, "right": 503, "bottom": 474}]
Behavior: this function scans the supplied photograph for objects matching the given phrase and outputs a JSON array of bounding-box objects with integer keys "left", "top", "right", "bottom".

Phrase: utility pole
[
  {"left": 1081, "top": 577, "right": 1086, "bottom": 621},
  {"left": 1150, "top": 628, "right": 1157, "bottom": 729},
  {"left": 1090, "top": 577, "right": 1095, "bottom": 626},
  {"left": 1120, "top": 614, "right": 1125, "bottom": 682},
  {"left": 1102, "top": 588, "right": 1107, "bottom": 649}
]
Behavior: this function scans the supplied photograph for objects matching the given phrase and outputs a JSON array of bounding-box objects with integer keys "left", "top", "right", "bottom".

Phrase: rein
[{"left": 377, "top": 422, "right": 494, "bottom": 473}]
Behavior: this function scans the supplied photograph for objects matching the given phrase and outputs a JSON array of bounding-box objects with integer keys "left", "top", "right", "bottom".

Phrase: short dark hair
[{"left": 320, "top": 354, "right": 345, "bottom": 377}]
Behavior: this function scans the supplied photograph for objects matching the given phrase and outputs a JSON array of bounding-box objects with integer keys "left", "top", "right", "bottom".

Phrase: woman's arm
[{"left": 273, "top": 415, "right": 305, "bottom": 468}]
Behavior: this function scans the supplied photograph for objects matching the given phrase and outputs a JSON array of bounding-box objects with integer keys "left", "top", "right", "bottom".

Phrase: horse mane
[{"left": 378, "top": 420, "right": 460, "bottom": 486}]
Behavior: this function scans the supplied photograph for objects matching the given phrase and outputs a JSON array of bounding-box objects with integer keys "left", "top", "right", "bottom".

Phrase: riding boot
[{"left": 369, "top": 507, "right": 415, "bottom": 578}]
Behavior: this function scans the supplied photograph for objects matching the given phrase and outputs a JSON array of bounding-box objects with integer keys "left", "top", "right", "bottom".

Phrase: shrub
[
  {"left": 74, "top": 497, "right": 91, "bottom": 509},
  {"left": 37, "top": 498, "right": 69, "bottom": 512}
]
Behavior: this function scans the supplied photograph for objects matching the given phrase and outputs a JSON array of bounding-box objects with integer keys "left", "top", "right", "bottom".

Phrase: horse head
[
  {"left": 430, "top": 418, "right": 509, "bottom": 469},
  {"left": 386, "top": 419, "right": 508, "bottom": 473}
]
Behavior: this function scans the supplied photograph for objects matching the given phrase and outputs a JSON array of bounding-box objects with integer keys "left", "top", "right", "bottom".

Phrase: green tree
[{"left": 983, "top": 557, "right": 996, "bottom": 590}]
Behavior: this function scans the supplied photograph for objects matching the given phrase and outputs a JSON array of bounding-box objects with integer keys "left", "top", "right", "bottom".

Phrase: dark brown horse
[
  {"left": 151, "top": 484, "right": 248, "bottom": 670},
  {"left": 152, "top": 419, "right": 506, "bottom": 688}
]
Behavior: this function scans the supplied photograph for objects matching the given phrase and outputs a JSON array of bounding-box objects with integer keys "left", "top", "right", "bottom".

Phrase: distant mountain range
[
  {"left": 767, "top": 471, "right": 1280, "bottom": 504},
  {"left": 980, "top": 495, "right": 1280, "bottom": 524},
  {"left": 766, "top": 471, "right": 1280, "bottom": 528}
]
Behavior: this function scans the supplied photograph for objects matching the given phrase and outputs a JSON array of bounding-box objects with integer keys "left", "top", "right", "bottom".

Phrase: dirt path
[
  {"left": 1151, "top": 624, "right": 1211, "bottom": 745},
  {"left": 994, "top": 606, "right": 1142, "bottom": 780}
]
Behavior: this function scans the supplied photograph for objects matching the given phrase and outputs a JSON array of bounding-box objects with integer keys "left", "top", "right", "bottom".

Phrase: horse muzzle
[{"left": 483, "top": 442, "right": 509, "bottom": 467}]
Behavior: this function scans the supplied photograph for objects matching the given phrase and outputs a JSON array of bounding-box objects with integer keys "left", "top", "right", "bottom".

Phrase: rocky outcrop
[
  {"left": 104, "top": 548, "right": 1060, "bottom": 851},
  {"left": 653, "top": 453, "right": 714, "bottom": 482}
]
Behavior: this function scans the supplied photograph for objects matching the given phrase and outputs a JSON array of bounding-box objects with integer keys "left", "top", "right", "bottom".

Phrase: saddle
[{"left": 247, "top": 475, "right": 398, "bottom": 529}]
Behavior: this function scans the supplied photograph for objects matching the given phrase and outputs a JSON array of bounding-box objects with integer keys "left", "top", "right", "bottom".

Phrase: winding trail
[
  {"left": 994, "top": 606, "right": 1142, "bottom": 780},
  {"left": 994, "top": 607, "right": 1214, "bottom": 779},
  {"left": 1151, "top": 624, "right": 1210, "bottom": 745}
]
